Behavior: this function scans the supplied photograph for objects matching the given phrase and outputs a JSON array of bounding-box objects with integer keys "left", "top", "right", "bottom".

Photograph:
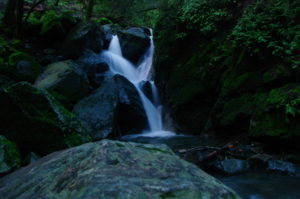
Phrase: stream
[
  {"left": 120, "top": 135, "right": 300, "bottom": 199},
  {"left": 104, "top": 30, "right": 300, "bottom": 199}
]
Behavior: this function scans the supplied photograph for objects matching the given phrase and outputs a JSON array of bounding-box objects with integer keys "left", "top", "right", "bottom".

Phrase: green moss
[
  {"left": 2, "top": 51, "right": 41, "bottom": 80},
  {"left": 0, "top": 135, "right": 21, "bottom": 173},
  {"left": 40, "top": 11, "right": 64, "bottom": 35}
]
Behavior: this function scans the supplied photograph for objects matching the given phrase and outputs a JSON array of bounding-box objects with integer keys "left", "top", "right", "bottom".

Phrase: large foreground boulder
[
  {"left": 0, "top": 140, "right": 240, "bottom": 199},
  {"left": 73, "top": 75, "right": 147, "bottom": 139},
  {"left": 0, "top": 82, "right": 91, "bottom": 155}
]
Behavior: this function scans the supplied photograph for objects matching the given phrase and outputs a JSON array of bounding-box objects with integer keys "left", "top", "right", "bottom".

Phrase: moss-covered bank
[{"left": 155, "top": 0, "right": 300, "bottom": 148}]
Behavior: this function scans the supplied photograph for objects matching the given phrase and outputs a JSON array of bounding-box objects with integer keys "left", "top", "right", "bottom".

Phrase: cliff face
[{"left": 155, "top": 0, "right": 300, "bottom": 147}]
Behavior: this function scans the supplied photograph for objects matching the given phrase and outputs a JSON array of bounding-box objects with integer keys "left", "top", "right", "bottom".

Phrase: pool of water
[
  {"left": 219, "top": 172, "right": 300, "bottom": 199},
  {"left": 119, "top": 135, "right": 300, "bottom": 199}
]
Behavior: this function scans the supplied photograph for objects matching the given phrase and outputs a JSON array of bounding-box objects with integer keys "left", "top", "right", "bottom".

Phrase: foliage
[
  {"left": 40, "top": 10, "right": 64, "bottom": 34},
  {"left": 180, "top": 0, "right": 236, "bottom": 35},
  {"left": 231, "top": 0, "right": 300, "bottom": 68}
]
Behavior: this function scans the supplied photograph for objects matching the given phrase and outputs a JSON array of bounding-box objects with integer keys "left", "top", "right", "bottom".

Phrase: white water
[{"left": 101, "top": 30, "right": 175, "bottom": 137}]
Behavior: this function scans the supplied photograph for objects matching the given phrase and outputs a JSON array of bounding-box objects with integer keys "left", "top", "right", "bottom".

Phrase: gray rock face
[
  {"left": 118, "top": 27, "right": 151, "bottom": 65},
  {"left": 35, "top": 60, "right": 91, "bottom": 104},
  {"left": 0, "top": 140, "right": 240, "bottom": 199},
  {"left": 73, "top": 75, "right": 147, "bottom": 140}
]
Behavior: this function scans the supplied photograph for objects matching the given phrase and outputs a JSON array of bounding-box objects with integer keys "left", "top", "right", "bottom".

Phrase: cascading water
[{"left": 101, "top": 31, "right": 175, "bottom": 137}]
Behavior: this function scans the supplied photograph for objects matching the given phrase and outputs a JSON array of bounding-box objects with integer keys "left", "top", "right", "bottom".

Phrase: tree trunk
[
  {"left": 85, "top": 0, "right": 95, "bottom": 20},
  {"left": 15, "top": 0, "right": 24, "bottom": 37},
  {"left": 3, "top": 0, "right": 17, "bottom": 26},
  {"left": 55, "top": 0, "right": 60, "bottom": 6}
]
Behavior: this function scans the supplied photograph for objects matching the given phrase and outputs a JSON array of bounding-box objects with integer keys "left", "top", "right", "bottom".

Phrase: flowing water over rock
[{"left": 101, "top": 31, "right": 175, "bottom": 137}]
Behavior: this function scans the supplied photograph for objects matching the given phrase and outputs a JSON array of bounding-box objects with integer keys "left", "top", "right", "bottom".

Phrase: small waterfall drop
[{"left": 101, "top": 30, "right": 175, "bottom": 137}]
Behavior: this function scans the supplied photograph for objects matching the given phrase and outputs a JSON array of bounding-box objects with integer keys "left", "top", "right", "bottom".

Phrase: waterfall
[{"left": 101, "top": 30, "right": 175, "bottom": 137}]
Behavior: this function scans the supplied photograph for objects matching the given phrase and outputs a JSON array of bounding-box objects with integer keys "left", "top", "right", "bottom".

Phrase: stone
[
  {"left": 63, "top": 22, "right": 106, "bottom": 59},
  {"left": 73, "top": 75, "right": 147, "bottom": 140},
  {"left": 248, "top": 154, "right": 272, "bottom": 169},
  {"left": 214, "top": 159, "right": 249, "bottom": 175},
  {"left": 0, "top": 140, "right": 241, "bottom": 199},
  {"left": 267, "top": 160, "right": 300, "bottom": 176},
  {"left": 78, "top": 51, "right": 112, "bottom": 88},
  {"left": 118, "top": 27, "right": 151, "bottom": 65},
  {"left": 0, "top": 135, "right": 21, "bottom": 176},
  {"left": 35, "top": 60, "right": 91, "bottom": 105},
  {"left": 0, "top": 82, "right": 91, "bottom": 156}
]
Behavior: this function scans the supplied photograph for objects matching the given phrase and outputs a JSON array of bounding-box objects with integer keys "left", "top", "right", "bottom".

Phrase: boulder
[
  {"left": 0, "top": 82, "right": 91, "bottom": 155},
  {"left": 214, "top": 159, "right": 249, "bottom": 175},
  {"left": 0, "top": 136, "right": 21, "bottom": 176},
  {"left": 0, "top": 140, "right": 240, "bottom": 199},
  {"left": 63, "top": 22, "right": 106, "bottom": 59},
  {"left": 73, "top": 75, "right": 147, "bottom": 140},
  {"left": 35, "top": 60, "right": 91, "bottom": 106},
  {"left": 267, "top": 160, "right": 300, "bottom": 176},
  {"left": 78, "top": 51, "right": 112, "bottom": 88},
  {"left": 117, "top": 27, "right": 151, "bottom": 65},
  {"left": 0, "top": 51, "right": 41, "bottom": 82}
]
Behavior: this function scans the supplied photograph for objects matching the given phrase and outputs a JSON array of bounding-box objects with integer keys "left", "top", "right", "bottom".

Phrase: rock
[
  {"left": 267, "top": 160, "right": 300, "bottom": 176},
  {"left": 35, "top": 60, "right": 91, "bottom": 106},
  {"left": 78, "top": 51, "right": 112, "bottom": 88},
  {"left": 214, "top": 159, "right": 249, "bottom": 175},
  {"left": 248, "top": 154, "right": 272, "bottom": 169},
  {"left": 118, "top": 27, "right": 151, "bottom": 65},
  {"left": 0, "top": 140, "right": 240, "bottom": 199},
  {"left": 63, "top": 22, "right": 106, "bottom": 59},
  {"left": 139, "top": 80, "right": 154, "bottom": 103},
  {"left": 24, "top": 152, "right": 40, "bottom": 165},
  {"left": 73, "top": 75, "right": 147, "bottom": 140},
  {"left": 0, "top": 51, "right": 41, "bottom": 82},
  {"left": 39, "top": 10, "right": 80, "bottom": 45},
  {"left": 0, "top": 74, "right": 14, "bottom": 92},
  {"left": 0, "top": 82, "right": 91, "bottom": 155},
  {"left": 0, "top": 136, "right": 21, "bottom": 176}
]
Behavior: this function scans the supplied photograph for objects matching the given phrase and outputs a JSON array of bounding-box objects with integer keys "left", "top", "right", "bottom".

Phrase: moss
[
  {"left": 0, "top": 135, "right": 21, "bottom": 174},
  {"left": 2, "top": 82, "right": 91, "bottom": 155},
  {"left": 1, "top": 51, "right": 41, "bottom": 81},
  {"left": 40, "top": 11, "right": 64, "bottom": 35}
]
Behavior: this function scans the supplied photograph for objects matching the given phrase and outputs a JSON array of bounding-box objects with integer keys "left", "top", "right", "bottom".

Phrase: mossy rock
[
  {"left": 0, "top": 135, "right": 21, "bottom": 175},
  {"left": 34, "top": 60, "right": 91, "bottom": 107},
  {"left": 0, "top": 51, "right": 41, "bottom": 82},
  {"left": 0, "top": 140, "right": 241, "bottom": 199},
  {"left": 0, "top": 82, "right": 91, "bottom": 155}
]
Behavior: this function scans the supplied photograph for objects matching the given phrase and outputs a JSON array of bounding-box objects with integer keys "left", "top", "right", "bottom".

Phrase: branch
[{"left": 24, "top": 0, "right": 46, "bottom": 23}]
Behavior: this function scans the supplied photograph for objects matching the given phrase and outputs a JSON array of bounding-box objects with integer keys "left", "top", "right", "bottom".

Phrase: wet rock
[
  {"left": 267, "top": 160, "right": 300, "bottom": 176},
  {"left": 78, "top": 51, "right": 112, "bottom": 88},
  {"left": 35, "top": 60, "right": 91, "bottom": 105},
  {"left": 214, "top": 159, "right": 249, "bottom": 175},
  {"left": 118, "top": 27, "right": 151, "bottom": 65},
  {"left": 73, "top": 75, "right": 147, "bottom": 139},
  {"left": 248, "top": 154, "right": 272, "bottom": 169},
  {"left": 63, "top": 22, "right": 106, "bottom": 59},
  {"left": 0, "top": 140, "right": 241, "bottom": 199},
  {"left": 0, "top": 136, "right": 21, "bottom": 176},
  {"left": 24, "top": 152, "right": 40, "bottom": 165},
  {"left": 0, "top": 82, "right": 91, "bottom": 155}
]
